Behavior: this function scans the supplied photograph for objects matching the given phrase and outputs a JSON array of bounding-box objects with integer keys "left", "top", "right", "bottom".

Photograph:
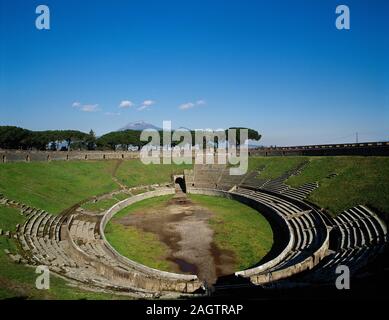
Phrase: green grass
[
  {"left": 0, "top": 161, "right": 119, "bottom": 214},
  {"left": 105, "top": 224, "right": 173, "bottom": 272},
  {"left": 113, "top": 194, "right": 174, "bottom": 219},
  {"left": 248, "top": 156, "right": 308, "bottom": 179},
  {"left": 0, "top": 160, "right": 193, "bottom": 299},
  {"left": 188, "top": 194, "right": 273, "bottom": 270},
  {"left": 0, "top": 160, "right": 189, "bottom": 214},
  {"left": 114, "top": 193, "right": 132, "bottom": 201},
  {"left": 106, "top": 194, "right": 273, "bottom": 272},
  {"left": 105, "top": 195, "right": 175, "bottom": 271},
  {"left": 0, "top": 205, "right": 25, "bottom": 232},
  {"left": 131, "top": 187, "right": 151, "bottom": 195},
  {"left": 286, "top": 156, "right": 389, "bottom": 218},
  {"left": 81, "top": 198, "right": 119, "bottom": 213},
  {"left": 1, "top": 156, "right": 388, "bottom": 299},
  {"left": 115, "top": 160, "right": 192, "bottom": 187},
  {"left": 81, "top": 193, "right": 131, "bottom": 213},
  {"left": 0, "top": 237, "right": 125, "bottom": 300}
]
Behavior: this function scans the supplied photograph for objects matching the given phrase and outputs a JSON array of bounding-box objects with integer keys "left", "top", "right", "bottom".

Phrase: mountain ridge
[{"left": 118, "top": 121, "right": 161, "bottom": 131}]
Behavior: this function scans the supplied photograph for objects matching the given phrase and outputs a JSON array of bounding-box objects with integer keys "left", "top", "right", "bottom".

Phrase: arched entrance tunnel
[{"left": 174, "top": 175, "right": 186, "bottom": 193}]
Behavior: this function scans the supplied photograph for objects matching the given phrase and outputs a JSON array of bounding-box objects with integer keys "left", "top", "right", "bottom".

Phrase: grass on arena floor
[
  {"left": 188, "top": 194, "right": 273, "bottom": 270},
  {"left": 105, "top": 195, "right": 175, "bottom": 272},
  {"left": 105, "top": 194, "right": 273, "bottom": 272}
]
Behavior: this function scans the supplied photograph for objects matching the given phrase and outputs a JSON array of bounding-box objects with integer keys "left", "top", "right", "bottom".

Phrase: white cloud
[
  {"left": 119, "top": 100, "right": 134, "bottom": 108},
  {"left": 179, "top": 99, "right": 206, "bottom": 110},
  {"left": 137, "top": 99, "right": 156, "bottom": 111},
  {"left": 72, "top": 102, "right": 99, "bottom": 112},
  {"left": 142, "top": 100, "right": 155, "bottom": 106},
  {"left": 179, "top": 102, "right": 195, "bottom": 110}
]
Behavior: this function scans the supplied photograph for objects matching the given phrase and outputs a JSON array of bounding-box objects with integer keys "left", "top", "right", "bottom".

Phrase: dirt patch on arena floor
[{"left": 115, "top": 193, "right": 236, "bottom": 285}]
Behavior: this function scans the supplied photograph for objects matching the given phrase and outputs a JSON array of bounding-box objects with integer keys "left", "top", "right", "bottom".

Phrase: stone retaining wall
[
  {"left": 2, "top": 141, "right": 388, "bottom": 163},
  {"left": 98, "top": 188, "right": 203, "bottom": 293},
  {"left": 187, "top": 187, "right": 330, "bottom": 284},
  {"left": 251, "top": 141, "right": 389, "bottom": 157},
  {"left": 250, "top": 230, "right": 330, "bottom": 285},
  {"left": 186, "top": 188, "right": 294, "bottom": 277},
  {"left": 62, "top": 220, "right": 159, "bottom": 294},
  {"left": 0, "top": 150, "right": 139, "bottom": 162}
]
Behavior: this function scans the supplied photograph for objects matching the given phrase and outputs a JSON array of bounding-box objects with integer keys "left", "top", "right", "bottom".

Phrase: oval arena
[{"left": 0, "top": 160, "right": 387, "bottom": 299}]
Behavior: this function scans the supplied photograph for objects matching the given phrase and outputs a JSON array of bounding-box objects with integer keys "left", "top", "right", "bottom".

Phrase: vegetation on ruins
[
  {"left": 0, "top": 160, "right": 192, "bottom": 214},
  {"left": 105, "top": 195, "right": 177, "bottom": 272},
  {"left": 0, "top": 157, "right": 388, "bottom": 299},
  {"left": 286, "top": 156, "right": 389, "bottom": 219},
  {"left": 0, "top": 161, "right": 119, "bottom": 214},
  {"left": 81, "top": 193, "right": 130, "bottom": 213},
  {"left": 188, "top": 194, "right": 273, "bottom": 269},
  {"left": 105, "top": 194, "right": 273, "bottom": 272},
  {"left": 248, "top": 157, "right": 308, "bottom": 179},
  {"left": 115, "top": 161, "right": 192, "bottom": 187},
  {"left": 0, "top": 239, "right": 127, "bottom": 300},
  {"left": 247, "top": 156, "right": 389, "bottom": 219},
  {"left": 0, "top": 160, "right": 195, "bottom": 299}
]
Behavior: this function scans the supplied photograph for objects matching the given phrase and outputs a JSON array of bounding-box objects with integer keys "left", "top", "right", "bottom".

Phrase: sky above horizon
[{"left": 0, "top": 0, "right": 388, "bottom": 146}]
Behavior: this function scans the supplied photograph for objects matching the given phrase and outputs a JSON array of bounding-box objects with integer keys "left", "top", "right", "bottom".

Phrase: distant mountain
[
  {"left": 176, "top": 126, "right": 192, "bottom": 131},
  {"left": 118, "top": 121, "right": 161, "bottom": 131}
]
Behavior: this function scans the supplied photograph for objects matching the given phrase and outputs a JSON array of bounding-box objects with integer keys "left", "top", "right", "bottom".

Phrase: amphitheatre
[
  {"left": 1, "top": 0, "right": 388, "bottom": 308},
  {"left": 0, "top": 144, "right": 388, "bottom": 300}
]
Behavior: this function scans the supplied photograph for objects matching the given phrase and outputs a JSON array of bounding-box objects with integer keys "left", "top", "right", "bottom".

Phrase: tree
[
  {"left": 0, "top": 125, "right": 262, "bottom": 151},
  {"left": 97, "top": 130, "right": 145, "bottom": 150},
  {"left": 0, "top": 126, "right": 32, "bottom": 149},
  {"left": 86, "top": 130, "right": 97, "bottom": 150},
  {"left": 226, "top": 128, "right": 261, "bottom": 146}
]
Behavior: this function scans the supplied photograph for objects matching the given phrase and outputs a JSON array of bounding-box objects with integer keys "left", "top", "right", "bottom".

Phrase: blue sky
[{"left": 0, "top": 0, "right": 388, "bottom": 146}]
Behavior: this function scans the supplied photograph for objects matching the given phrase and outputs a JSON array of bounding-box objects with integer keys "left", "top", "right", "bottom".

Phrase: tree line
[
  {"left": 0, "top": 126, "right": 96, "bottom": 151},
  {"left": 0, "top": 126, "right": 261, "bottom": 151}
]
